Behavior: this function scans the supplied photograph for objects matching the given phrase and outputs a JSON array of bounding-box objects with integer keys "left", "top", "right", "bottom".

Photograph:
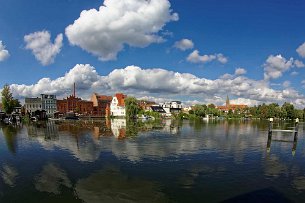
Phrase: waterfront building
[
  {"left": 161, "top": 101, "right": 182, "bottom": 116},
  {"left": 91, "top": 93, "right": 112, "bottom": 117},
  {"left": 138, "top": 100, "right": 157, "bottom": 111},
  {"left": 57, "top": 95, "right": 93, "bottom": 115},
  {"left": 57, "top": 83, "right": 93, "bottom": 115},
  {"left": 110, "top": 93, "right": 127, "bottom": 117},
  {"left": 216, "top": 95, "right": 248, "bottom": 113},
  {"left": 41, "top": 94, "right": 57, "bottom": 117},
  {"left": 25, "top": 97, "right": 42, "bottom": 114},
  {"left": 150, "top": 105, "right": 166, "bottom": 114}
]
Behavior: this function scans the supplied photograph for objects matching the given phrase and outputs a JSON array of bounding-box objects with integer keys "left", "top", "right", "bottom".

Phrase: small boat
[{"left": 65, "top": 112, "right": 79, "bottom": 120}]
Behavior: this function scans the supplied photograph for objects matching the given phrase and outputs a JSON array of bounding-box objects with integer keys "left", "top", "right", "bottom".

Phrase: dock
[{"left": 267, "top": 118, "right": 299, "bottom": 155}]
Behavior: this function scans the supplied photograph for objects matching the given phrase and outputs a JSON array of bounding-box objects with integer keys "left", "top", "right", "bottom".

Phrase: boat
[{"left": 65, "top": 112, "right": 79, "bottom": 120}]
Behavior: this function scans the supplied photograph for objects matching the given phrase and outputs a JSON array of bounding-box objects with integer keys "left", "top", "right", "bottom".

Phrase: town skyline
[{"left": 1, "top": 0, "right": 305, "bottom": 108}]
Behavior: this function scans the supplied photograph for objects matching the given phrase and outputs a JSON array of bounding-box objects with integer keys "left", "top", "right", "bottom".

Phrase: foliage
[
  {"left": 1, "top": 84, "right": 21, "bottom": 114},
  {"left": 125, "top": 97, "right": 140, "bottom": 120},
  {"left": 186, "top": 102, "right": 304, "bottom": 120}
]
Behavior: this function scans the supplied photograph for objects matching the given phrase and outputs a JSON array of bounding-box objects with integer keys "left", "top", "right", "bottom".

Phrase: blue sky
[{"left": 1, "top": 0, "right": 305, "bottom": 106}]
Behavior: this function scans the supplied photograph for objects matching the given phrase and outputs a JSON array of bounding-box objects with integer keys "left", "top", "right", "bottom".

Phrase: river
[{"left": 0, "top": 119, "right": 304, "bottom": 202}]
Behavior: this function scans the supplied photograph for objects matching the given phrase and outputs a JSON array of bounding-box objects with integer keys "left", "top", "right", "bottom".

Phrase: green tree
[
  {"left": 1, "top": 84, "right": 20, "bottom": 114},
  {"left": 282, "top": 102, "right": 295, "bottom": 119},
  {"left": 125, "top": 97, "right": 140, "bottom": 120}
]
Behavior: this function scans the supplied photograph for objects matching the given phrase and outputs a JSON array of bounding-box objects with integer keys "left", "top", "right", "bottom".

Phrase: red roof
[
  {"left": 97, "top": 95, "right": 112, "bottom": 101},
  {"left": 115, "top": 93, "right": 127, "bottom": 107}
]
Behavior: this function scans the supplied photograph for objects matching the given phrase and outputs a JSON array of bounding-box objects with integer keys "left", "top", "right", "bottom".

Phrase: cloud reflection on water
[
  {"left": 34, "top": 162, "right": 72, "bottom": 194},
  {"left": 75, "top": 167, "right": 167, "bottom": 203}
]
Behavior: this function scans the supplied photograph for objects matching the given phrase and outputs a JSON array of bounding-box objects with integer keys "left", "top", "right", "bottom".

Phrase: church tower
[{"left": 226, "top": 95, "right": 230, "bottom": 107}]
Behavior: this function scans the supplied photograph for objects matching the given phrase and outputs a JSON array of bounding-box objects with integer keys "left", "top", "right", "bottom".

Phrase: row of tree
[{"left": 189, "top": 102, "right": 305, "bottom": 120}]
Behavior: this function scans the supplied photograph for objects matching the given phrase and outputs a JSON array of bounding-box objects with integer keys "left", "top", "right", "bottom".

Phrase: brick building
[
  {"left": 56, "top": 83, "right": 93, "bottom": 115},
  {"left": 91, "top": 93, "right": 112, "bottom": 117},
  {"left": 217, "top": 96, "right": 248, "bottom": 113},
  {"left": 57, "top": 95, "right": 93, "bottom": 115}
]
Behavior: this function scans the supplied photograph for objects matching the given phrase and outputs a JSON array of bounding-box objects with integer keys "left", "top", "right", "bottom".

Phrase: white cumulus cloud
[
  {"left": 174, "top": 39, "right": 194, "bottom": 51},
  {"left": 187, "top": 50, "right": 228, "bottom": 64},
  {"left": 235, "top": 68, "right": 247, "bottom": 75},
  {"left": 294, "top": 59, "right": 305, "bottom": 68},
  {"left": 24, "top": 30, "right": 63, "bottom": 66},
  {"left": 0, "top": 41, "right": 10, "bottom": 61},
  {"left": 9, "top": 64, "right": 305, "bottom": 108},
  {"left": 263, "top": 54, "right": 295, "bottom": 80},
  {"left": 65, "top": 0, "right": 178, "bottom": 61},
  {"left": 296, "top": 42, "right": 305, "bottom": 58}
]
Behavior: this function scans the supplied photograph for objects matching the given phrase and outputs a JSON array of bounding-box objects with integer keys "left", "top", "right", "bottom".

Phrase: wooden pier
[{"left": 267, "top": 118, "right": 299, "bottom": 155}]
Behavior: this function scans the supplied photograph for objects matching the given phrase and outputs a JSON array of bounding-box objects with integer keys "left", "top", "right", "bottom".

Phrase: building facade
[
  {"left": 41, "top": 94, "right": 57, "bottom": 117},
  {"left": 57, "top": 95, "right": 93, "bottom": 115},
  {"left": 110, "top": 93, "right": 127, "bottom": 117},
  {"left": 216, "top": 96, "right": 248, "bottom": 113},
  {"left": 25, "top": 97, "right": 42, "bottom": 114},
  {"left": 91, "top": 93, "right": 112, "bottom": 117},
  {"left": 161, "top": 101, "right": 182, "bottom": 115}
]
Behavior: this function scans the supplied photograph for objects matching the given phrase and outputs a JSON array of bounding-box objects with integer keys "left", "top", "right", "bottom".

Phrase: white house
[
  {"left": 25, "top": 97, "right": 42, "bottom": 114},
  {"left": 161, "top": 101, "right": 182, "bottom": 116},
  {"left": 41, "top": 94, "right": 57, "bottom": 117},
  {"left": 110, "top": 93, "right": 126, "bottom": 117}
]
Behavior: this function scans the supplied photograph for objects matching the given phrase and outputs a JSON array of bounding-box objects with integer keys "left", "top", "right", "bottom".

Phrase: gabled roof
[{"left": 115, "top": 93, "right": 127, "bottom": 107}]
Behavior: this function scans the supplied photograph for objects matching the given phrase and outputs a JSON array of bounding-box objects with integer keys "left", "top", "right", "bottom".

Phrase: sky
[{"left": 1, "top": 0, "right": 305, "bottom": 107}]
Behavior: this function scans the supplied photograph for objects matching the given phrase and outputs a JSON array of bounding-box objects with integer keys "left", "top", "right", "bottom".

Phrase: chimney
[{"left": 73, "top": 83, "right": 76, "bottom": 97}]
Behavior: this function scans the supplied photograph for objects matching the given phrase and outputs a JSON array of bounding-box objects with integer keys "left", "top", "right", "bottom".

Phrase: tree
[
  {"left": 125, "top": 97, "right": 140, "bottom": 120},
  {"left": 282, "top": 102, "right": 295, "bottom": 119},
  {"left": 1, "top": 84, "right": 20, "bottom": 114}
]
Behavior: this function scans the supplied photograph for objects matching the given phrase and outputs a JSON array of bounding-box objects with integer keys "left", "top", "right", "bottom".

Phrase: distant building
[
  {"left": 216, "top": 95, "right": 248, "bottom": 113},
  {"left": 161, "top": 101, "right": 182, "bottom": 116},
  {"left": 150, "top": 105, "right": 166, "bottom": 114},
  {"left": 25, "top": 97, "right": 42, "bottom": 114},
  {"left": 138, "top": 100, "right": 157, "bottom": 111},
  {"left": 110, "top": 93, "right": 127, "bottom": 117},
  {"left": 56, "top": 83, "right": 93, "bottom": 115},
  {"left": 41, "top": 94, "right": 57, "bottom": 117},
  {"left": 91, "top": 93, "right": 112, "bottom": 117}
]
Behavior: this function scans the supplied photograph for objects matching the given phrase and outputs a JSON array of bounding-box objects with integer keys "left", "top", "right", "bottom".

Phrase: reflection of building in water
[
  {"left": 162, "top": 119, "right": 179, "bottom": 134},
  {"left": 27, "top": 121, "right": 59, "bottom": 140},
  {"left": 26, "top": 121, "right": 111, "bottom": 162},
  {"left": 110, "top": 119, "right": 126, "bottom": 138}
]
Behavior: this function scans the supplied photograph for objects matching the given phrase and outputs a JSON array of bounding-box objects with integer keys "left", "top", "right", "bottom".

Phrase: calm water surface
[{"left": 0, "top": 119, "right": 305, "bottom": 202}]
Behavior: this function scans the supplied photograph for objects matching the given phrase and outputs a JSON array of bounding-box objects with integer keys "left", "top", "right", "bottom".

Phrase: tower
[{"left": 226, "top": 95, "right": 230, "bottom": 107}]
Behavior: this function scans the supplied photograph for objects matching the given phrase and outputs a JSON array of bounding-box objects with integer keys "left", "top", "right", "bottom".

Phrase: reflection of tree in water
[
  {"left": 34, "top": 163, "right": 72, "bottom": 194},
  {"left": 125, "top": 120, "right": 139, "bottom": 138},
  {"left": 75, "top": 167, "right": 167, "bottom": 203},
  {"left": 1, "top": 125, "right": 22, "bottom": 154},
  {"left": 1, "top": 164, "right": 18, "bottom": 187}
]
